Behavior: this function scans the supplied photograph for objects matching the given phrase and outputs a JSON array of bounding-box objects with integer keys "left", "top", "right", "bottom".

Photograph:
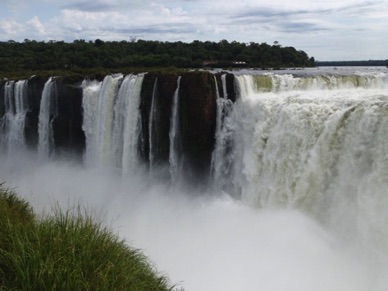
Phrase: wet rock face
[
  {"left": 214, "top": 73, "right": 237, "bottom": 102},
  {"left": 225, "top": 73, "right": 237, "bottom": 102},
  {"left": 25, "top": 76, "right": 47, "bottom": 149},
  {"left": 0, "top": 82, "right": 4, "bottom": 137},
  {"left": 52, "top": 78, "right": 85, "bottom": 156},
  {"left": 139, "top": 72, "right": 218, "bottom": 183},
  {"left": 179, "top": 72, "right": 217, "bottom": 183},
  {"left": 0, "top": 82, "right": 4, "bottom": 118},
  {"left": 153, "top": 74, "right": 178, "bottom": 165},
  {"left": 139, "top": 73, "right": 156, "bottom": 163},
  {"left": 139, "top": 73, "right": 177, "bottom": 166}
]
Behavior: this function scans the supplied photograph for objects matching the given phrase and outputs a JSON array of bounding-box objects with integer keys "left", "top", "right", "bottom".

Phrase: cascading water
[
  {"left": 120, "top": 74, "right": 144, "bottom": 175},
  {"left": 82, "top": 79, "right": 101, "bottom": 166},
  {"left": 211, "top": 75, "right": 237, "bottom": 192},
  {"left": 2, "top": 80, "right": 29, "bottom": 153},
  {"left": 38, "top": 77, "right": 57, "bottom": 159},
  {"left": 0, "top": 81, "right": 14, "bottom": 151},
  {"left": 231, "top": 72, "right": 388, "bottom": 256},
  {"left": 82, "top": 74, "right": 144, "bottom": 174},
  {"left": 149, "top": 78, "right": 158, "bottom": 173},
  {"left": 169, "top": 76, "right": 182, "bottom": 183},
  {"left": 82, "top": 74, "right": 123, "bottom": 167},
  {"left": 1, "top": 68, "right": 388, "bottom": 291}
]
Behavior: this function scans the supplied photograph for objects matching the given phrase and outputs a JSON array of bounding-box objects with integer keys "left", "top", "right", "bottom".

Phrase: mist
[{"left": 0, "top": 154, "right": 384, "bottom": 291}]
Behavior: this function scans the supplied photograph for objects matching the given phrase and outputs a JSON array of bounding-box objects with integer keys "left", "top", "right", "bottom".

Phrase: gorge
[{"left": 1, "top": 67, "right": 388, "bottom": 290}]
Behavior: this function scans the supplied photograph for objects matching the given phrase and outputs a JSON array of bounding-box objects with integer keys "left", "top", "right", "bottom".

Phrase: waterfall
[
  {"left": 111, "top": 75, "right": 133, "bottom": 168},
  {"left": 2, "top": 69, "right": 388, "bottom": 291},
  {"left": 38, "top": 77, "right": 57, "bottom": 159},
  {"left": 82, "top": 74, "right": 144, "bottom": 173},
  {"left": 211, "top": 75, "right": 236, "bottom": 191},
  {"left": 82, "top": 79, "right": 101, "bottom": 167},
  {"left": 121, "top": 74, "right": 144, "bottom": 176},
  {"left": 2, "top": 80, "right": 28, "bottom": 153},
  {"left": 243, "top": 72, "right": 388, "bottom": 93},
  {"left": 234, "top": 73, "right": 388, "bottom": 253},
  {"left": 169, "top": 76, "right": 181, "bottom": 183},
  {"left": 1, "top": 81, "right": 14, "bottom": 151},
  {"left": 97, "top": 74, "right": 123, "bottom": 166},
  {"left": 82, "top": 74, "right": 123, "bottom": 167},
  {"left": 221, "top": 74, "right": 228, "bottom": 99},
  {"left": 149, "top": 78, "right": 158, "bottom": 172}
]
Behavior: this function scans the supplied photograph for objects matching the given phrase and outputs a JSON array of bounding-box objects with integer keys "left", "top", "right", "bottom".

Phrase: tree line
[
  {"left": 0, "top": 39, "right": 315, "bottom": 75},
  {"left": 316, "top": 60, "right": 388, "bottom": 67}
]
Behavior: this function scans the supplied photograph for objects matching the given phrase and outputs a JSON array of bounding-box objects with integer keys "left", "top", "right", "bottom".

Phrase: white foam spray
[
  {"left": 169, "top": 76, "right": 181, "bottom": 183},
  {"left": 2, "top": 80, "right": 29, "bottom": 153},
  {"left": 38, "top": 77, "right": 57, "bottom": 159}
]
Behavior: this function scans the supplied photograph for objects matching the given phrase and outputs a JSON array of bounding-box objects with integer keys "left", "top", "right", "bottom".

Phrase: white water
[
  {"left": 82, "top": 74, "right": 144, "bottom": 174},
  {"left": 169, "top": 76, "right": 181, "bottom": 183},
  {"left": 81, "top": 79, "right": 101, "bottom": 166},
  {"left": 211, "top": 75, "right": 237, "bottom": 191},
  {"left": 233, "top": 74, "right": 388, "bottom": 257},
  {"left": 120, "top": 75, "right": 144, "bottom": 176},
  {"left": 1, "top": 68, "right": 388, "bottom": 291},
  {"left": 38, "top": 77, "right": 57, "bottom": 159},
  {"left": 2, "top": 80, "right": 28, "bottom": 153},
  {"left": 149, "top": 78, "right": 158, "bottom": 173},
  {"left": 82, "top": 74, "right": 123, "bottom": 167}
]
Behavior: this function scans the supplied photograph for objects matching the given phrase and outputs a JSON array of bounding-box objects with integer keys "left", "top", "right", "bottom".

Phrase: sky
[{"left": 0, "top": 0, "right": 387, "bottom": 61}]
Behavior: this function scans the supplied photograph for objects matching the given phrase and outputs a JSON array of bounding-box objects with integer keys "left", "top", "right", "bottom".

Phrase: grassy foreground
[{"left": 0, "top": 186, "right": 178, "bottom": 290}]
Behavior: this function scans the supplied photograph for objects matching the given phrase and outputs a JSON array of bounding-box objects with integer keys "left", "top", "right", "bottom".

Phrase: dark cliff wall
[
  {"left": 0, "top": 82, "right": 4, "bottom": 118},
  {"left": 140, "top": 72, "right": 218, "bottom": 182},
  {"left": 214, "top": 73, "right": 237, "bottom": 102},
  {"left": 139, "top": 73, "right": 178, "bottom": 167},
  {"left": 179, "top": 72, "right": 217, "bottom": 183},
  {"left": 225, "top": 74, "right": 237, "bottom": 102},
  {"left": 25, "top": 76, "right": 46, "bottom": 148},
  {"left": 53, "top": 78, "right": 85, "bottom": 156}
]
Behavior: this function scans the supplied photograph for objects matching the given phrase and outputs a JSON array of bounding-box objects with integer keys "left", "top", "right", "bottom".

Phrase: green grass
[{"left": 0, "top": 186, "right": 179, "bottom": 291}]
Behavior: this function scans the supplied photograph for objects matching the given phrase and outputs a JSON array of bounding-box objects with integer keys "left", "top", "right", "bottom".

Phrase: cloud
[
  {"left": 26, "top": 16, "right": 45, "bottom": 34},
  {"left": 62, "top": 0, "right": 118, "bottom": 12},
  {"left": 0, "top": 19, "right": 24, "bottom": 35},
  {"left": 278, "top": 21, "right": 330, "bottom": 33},
  {"left": 61, "top": 0, "right": 150, "bottom": 12},
  {"left": 0, "top": 0, "right": 387, "bottom": 60}
]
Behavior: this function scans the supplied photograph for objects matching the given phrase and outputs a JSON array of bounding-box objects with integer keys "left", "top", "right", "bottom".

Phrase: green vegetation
[
  {"left": 0, "top": 186, "right": 177, "bottom": 291},
  {"left": 316, "top": 60, "right": 388, "bottom": 66},
  {"left": 0, "top": 39, "right": 315, "bottom": 78}
]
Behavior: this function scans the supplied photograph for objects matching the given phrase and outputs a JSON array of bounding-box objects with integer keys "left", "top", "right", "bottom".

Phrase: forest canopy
[{"left": 0, "top": 39, "right": 315, "bottom": 75}]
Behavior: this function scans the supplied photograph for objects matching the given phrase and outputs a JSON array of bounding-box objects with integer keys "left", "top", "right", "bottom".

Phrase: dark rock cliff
[
  {"left": 179, "top": 72, "right": 217, "bottom": 183},
  {"left": 0, "top": 82, "right": 4, "bottom": 136},
  {"left": 53, "top": 78, "right": 85, "bottom": 156},
  {"left": 214, "top": 73, "right": 237, "bottom": 102},
  {"left": 139, "top": 73, "right": 178, "bottom": 167},
  {"left": 25, "top": 76, "right": 46, "bottom": 149}
]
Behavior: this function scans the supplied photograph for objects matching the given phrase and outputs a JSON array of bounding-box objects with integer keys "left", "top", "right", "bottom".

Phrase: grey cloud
[
  {"left": 229, "top": 1, "right": 381, "bottom": 24},
  {"left": 225, "top": 8, "right": 331, "bottom": 34},
  {"left": 334, "top": 0, "right": 382, "bottom": 14},
  {"left": 277, "top": 22, "right": 330, "bottom": 33},
  {"left": 233, "top": 8, "right": 313, "bottom": 20},
  {"left": 62, "top": 0, "right": 150, "bottom": 12},
  {"left": 62, "top": 1, "right": 115, "bottom": 12},
  {"left": 114, "top": 23, "right": 196, "bottom": 35}
]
